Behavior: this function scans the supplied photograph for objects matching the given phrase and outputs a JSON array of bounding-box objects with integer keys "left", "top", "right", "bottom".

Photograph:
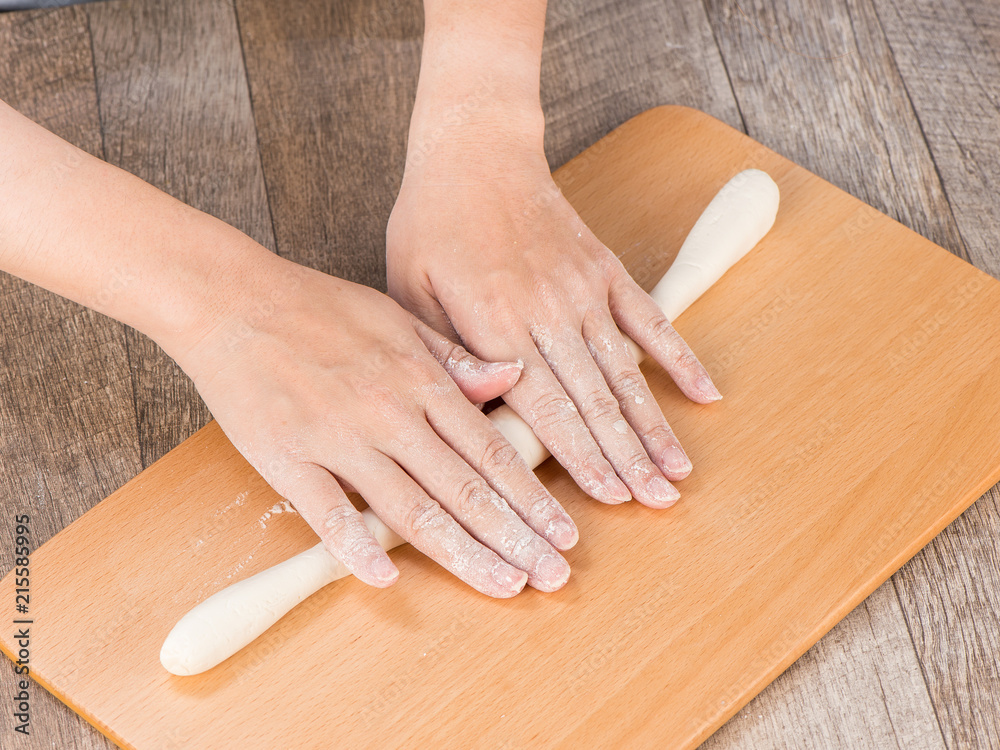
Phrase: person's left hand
[{"left": 387, "top": 139, "right": 721, "bottom": 509}]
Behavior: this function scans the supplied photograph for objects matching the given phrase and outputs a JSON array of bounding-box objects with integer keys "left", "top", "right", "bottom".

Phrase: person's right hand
[{"left": 169, "top": 248, "right": 576, "bottom": 598}]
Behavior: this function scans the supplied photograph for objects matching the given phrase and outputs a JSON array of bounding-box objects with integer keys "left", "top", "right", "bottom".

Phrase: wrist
[
  {"left": 418, "top": 1, "right": 546, "bottom": 108},
  {"left": 138, "top": 216, "right": 279, "bottom": 370},
  {"left": 412, "top": 34, "right": 543, "bottom": 125},
  {"left": 404, "top": 3, "right": 548, "bottom": 181}
]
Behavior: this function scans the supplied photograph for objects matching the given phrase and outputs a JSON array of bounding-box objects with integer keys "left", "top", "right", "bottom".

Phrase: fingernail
[
  {"left": 648, "top": 476, "right": 681, "bottom": 506},
  {"left": 535, "top": 554, "right": 571, "bottom": 591},
  {"left": 663, "top": 445, "right": 692, "bottom": 475},
  {"left": 494, "top": 562, "right": 528, "bottom": 592},
  {"left": 604, "top": 473, "right": 632, "bottom": 503},
  {"left": 548, "top": 517, "right": 579, "bottom": 549},
  {"left": 697, "top": 374, "right": 722, "bottom": 401},
  {"left": 372, "top": 555, "right": 399, "bottom": 584}
]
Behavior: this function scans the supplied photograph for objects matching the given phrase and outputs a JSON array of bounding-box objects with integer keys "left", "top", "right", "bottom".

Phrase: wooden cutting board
[{"left": 4, "top": 105, "right": 1000, "bottom": 749}]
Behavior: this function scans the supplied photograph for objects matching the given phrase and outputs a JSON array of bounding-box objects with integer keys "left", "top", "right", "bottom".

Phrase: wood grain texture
[
  {"left": 5, "top": 106, "right": 1000, "bottom": 749},
  {"left": 540, "top": 5, "right": 969, "bottom": 747},
  {"left": 539, "top": 0, "right": 742, "bottom": 168},
  {"left": 868, "top": 9, "right": 1000, "bottom": 742},
  {"left": 1, "top": 0, "right": 999, "bottom": 747},
  {"left": 702, "top": 0, "right": 966, "bottom": 258},
  {"left": 233, "top": 0, "right": 423, "bottom": 288},
  {"left": 86, "top": 0, "right": 275, "bottom": 466},
  {"left": 0, "top": 7, "right": 127, "bottom": 750},
  {"left": 705, "top": 584, "right": 946, "bottom": 750},
  {"left": 872, "top": 0, "right": 1000, "bottom": 278},
  {"left": 543, "top": 5, "right": 929, "bottom": 747},
  {"left": 701, "top": 1, "right": 998, "bottom": 746}
]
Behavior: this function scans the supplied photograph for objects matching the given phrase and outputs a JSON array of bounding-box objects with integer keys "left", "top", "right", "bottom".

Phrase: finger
[
  {"left": 390, "top": 422, "right": 571, "bottom": 592},
  {"left": 584, "top": 315, "right": 693, "bottom": 481},
  {"left": 608, "top": 272, "right": 721, "bottom": 404},
  {"left": 349, "top": 454, "right": 528, "bottom": 598},
  {"left": 540, "top": 328, "right": 680, "bottom": 509},
  {"left": 276, "top": 463, "right": 398, "bottom": 587},
  {"left": 426, "top": 392, "right": 579, "bottom": 550},
  {"left": 504, "top": 350, "right": 631, "bottom": 504},
  {"left": 412, "top": 317, "right": 523, "bottom": 403}
]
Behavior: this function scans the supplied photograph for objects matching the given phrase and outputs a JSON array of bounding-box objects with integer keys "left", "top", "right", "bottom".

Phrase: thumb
[{"left": 411, "top": 317, "right": 523, "bottom": 403}]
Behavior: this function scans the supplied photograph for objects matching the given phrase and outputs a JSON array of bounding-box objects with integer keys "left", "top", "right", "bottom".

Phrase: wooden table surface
[{"left": 0, "top": 1, "right": 997, "bottom": 748}]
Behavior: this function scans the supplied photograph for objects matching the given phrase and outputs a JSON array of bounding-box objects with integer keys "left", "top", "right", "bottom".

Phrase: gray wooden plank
[
  {"left": 0, "top": 7, "right": 130, "bottom": 749},
  {"left": 892, "top": 490, "right": 1000, "bottom": 749},
  {"left": 702, "top": 0, "right": 966, "bottom": 257},
  {"left": 871, "top": 0, "right": 1000, "bottom": 278},
  {"left": 85, "top": 0, "right": 276, "bottom": 466},
  {"left": 233, "top": 0, "right": 422, "bottom": 288},
  {"left": 540, "top": 0, "right": 743, "bottom": 168}
]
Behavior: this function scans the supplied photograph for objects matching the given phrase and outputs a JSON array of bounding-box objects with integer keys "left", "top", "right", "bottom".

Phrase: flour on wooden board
[{"left": 258, "top": 500, "right": 297, "bottom": 530}]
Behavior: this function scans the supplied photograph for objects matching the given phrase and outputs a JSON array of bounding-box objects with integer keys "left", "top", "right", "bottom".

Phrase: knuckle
[
  {"left": 592, "top": 247, "right": 622, "bottom": 283},
  {"left": 644, "top": 423, "right": 676, "bottom": 446},
  {"left": 400, "top": 353, "right": 441, "bottom": 386},
  {"left": 608, "top": 369, "right": 646, "bottom": 397},
  {"left": 356, "top": 381, "right": 409, "bottom": 418},
  {"left": 269, "top": 424, "right": 307, "bottom": 460},
  {"left": 580, "top": 390, "right": 622, "bottom": 423},
  {"left": 321, "top": 506, "right": 371, "bottom": 559},
  {"left": 315, "top": 403, "right": 348, "bottom": 431},
  {"left": 444, "top": 341, "right": 473, "bottom": 367},
  {"left": 255, "top": 442, "right": 308, "bottom": 490},
  {"left": 320, "top": 504, "right": 355, "bottom": 542},
  {"left": 341, "top": 531, "right": 375, "bottom": 561},
  {"left": 669, "top": 347, "right": 700, "bottom": 372},
  {"left": 452, "top": 478, "right": 492, "bottom": 516},
  {"left": 621, "top": 453, "right": 653, "bottom": 480},
  {"left": 480, "top": 435, "right": 519, "bottom": 471},
  {"left": 528, "top": 391, "right": 578, "bottom": 431},
  {"left": 531, "top": 278, "right": 562, "bottom": 314},
  {"left": 465, "top": 544, "right": 500, "bottom": 576},
  {"left": 507, "top": 530, "right": 536, "bottom": 559},
  {"left": 402, "top": 498, "right": 449, "bottom": 538},
  {"left": 490, "top": 304, "right": 520, "bottom": 333},
  {"left": 645, "top": 314, "right": 677, "bottom": 345},
  {"left": 527, "top": 494, "right": 556, "bottom": 524}
]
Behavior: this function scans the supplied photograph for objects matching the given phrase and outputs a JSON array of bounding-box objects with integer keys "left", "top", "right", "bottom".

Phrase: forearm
[
  {"left": 407, "top": 0, "right": 549, "bottom": 178},
  {"left": 0, "top": 100, "right": 270, "bottom": 362}
]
